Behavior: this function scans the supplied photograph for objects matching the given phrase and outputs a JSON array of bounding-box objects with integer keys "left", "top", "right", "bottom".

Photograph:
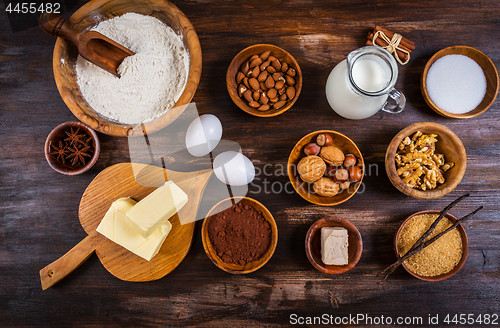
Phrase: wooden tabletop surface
[{"left": 1, "top": 0, "right": 499, "bottom": 326}]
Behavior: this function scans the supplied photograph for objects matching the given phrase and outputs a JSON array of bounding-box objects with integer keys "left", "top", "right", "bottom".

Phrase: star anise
[
  {"left": 49, "top": 140, "right": 68, "bottom": 164},
  {"left": 64, "top": 127, "right": 87, "bottom": 147},
  {"left": 66, "top": 144, "right": 92, "bottom": 166}
]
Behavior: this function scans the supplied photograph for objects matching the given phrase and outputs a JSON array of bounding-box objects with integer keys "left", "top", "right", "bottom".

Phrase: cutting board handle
[{"left": 40, "top": 232, "right": 100, "bottom": 290}]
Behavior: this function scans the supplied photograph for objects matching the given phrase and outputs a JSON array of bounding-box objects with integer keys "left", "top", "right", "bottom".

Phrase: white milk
[{"left": 326, "top": 58, "right": 389, "bottom": 120}]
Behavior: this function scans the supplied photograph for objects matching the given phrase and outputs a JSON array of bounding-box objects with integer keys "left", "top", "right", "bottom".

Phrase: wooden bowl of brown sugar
[
  {"left": 201, "top": 197, "right": 278, "bottom": 274},
  {"left": 395, "top": 210, "right": 468, "bottom": 282}
]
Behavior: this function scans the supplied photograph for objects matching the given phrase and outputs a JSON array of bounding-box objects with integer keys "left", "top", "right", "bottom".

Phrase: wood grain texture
[
  {"left": 40, "top": 163, "right": 212, "bottom": 289},
  {"left": 53, "top": 0, "right": 202, "bottom": 136},
  {"left": 385, "top": 122, "right": 467, "bottom": 199},
  {"left": 201, "top": 196, "right": 278, "bottom": 274},
  {"left": 288, "top": 130, "right": 364, "bottom": 205},
  {"left": 1, "top": 0, "right": 500, "bottom": 326}
]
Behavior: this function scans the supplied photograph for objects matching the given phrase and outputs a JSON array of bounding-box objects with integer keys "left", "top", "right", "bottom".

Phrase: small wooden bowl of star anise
[{"left": 44, "top": 121, "right": 100, "bottom": 175}]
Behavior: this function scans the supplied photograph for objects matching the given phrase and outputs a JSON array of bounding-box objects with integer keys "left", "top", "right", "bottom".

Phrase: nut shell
[
  {"left": 298, "top": 156, "right": 326, "bottom": 183},
  {"left": 348, "top": 166, "right": 363, "bottom": 182},
  {"left": 320, "top": 146, "right": 345, "bottom": 165},
  {"left": 343, "top": 154, "right": 357, "bottom": 167},
  {"left": 316, "top": 133, "right": 332, "bottom": 147},
  {"left": 313, "top": 178, "right": 340, "bottom": 197}
]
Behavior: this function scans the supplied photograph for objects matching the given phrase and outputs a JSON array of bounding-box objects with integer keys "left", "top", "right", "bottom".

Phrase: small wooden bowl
[
  {"left": 287, "top": 130, "right": 364, "bottom": 206},
  {"left": 44, "top": 121, "right": 100, "bottom": 175},
  {"left": 53, "top": 0, "right": 202, "bottom": 136},
  {"left": 201, "top": 197, "right": 278, "bottom": 274},
  {"left": 421, "top": 45, "right": 499, "bottom": 119},
  {"left": 226, "top": 44, "right": 302, "bottom": 117},
  {"left": 305, "top": 217, "right": 363, "bottom": 274},
  {"left": 394, "top": 210, "right": 468, "bottom": 282},
  {"left": 385, "top": 122, "right": 466, "bottom": 199}
]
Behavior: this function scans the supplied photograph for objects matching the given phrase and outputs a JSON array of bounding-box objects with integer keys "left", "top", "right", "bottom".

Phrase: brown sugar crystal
[
  {"left": 207, "top": 202, "right": 272, "bottom": 265},
  {"left": 397, "top": 213, "right": 463, "bottom": 277}
]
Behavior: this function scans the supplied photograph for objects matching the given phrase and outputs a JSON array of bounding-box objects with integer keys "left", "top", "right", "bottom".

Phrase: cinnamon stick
[
  {"left": 366, "top": 36, "right": 409, "bottom": 62},
  {"left": 374, "top": 26, "right": 415, "bottom": 50},
  {"left": 367, "top": 32, "right": 412, "bottom": 53}
]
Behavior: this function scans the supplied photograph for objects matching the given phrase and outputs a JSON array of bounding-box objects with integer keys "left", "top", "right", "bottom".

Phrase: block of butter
[
  {"left": 96, "top": 197, "right": 172, "bottom": 261},
  {"left": 321, "top": 227, "right": 349, "bottom": 266},
  {"left": 126, "top": 180, "right": 188, "bottom": 238}
]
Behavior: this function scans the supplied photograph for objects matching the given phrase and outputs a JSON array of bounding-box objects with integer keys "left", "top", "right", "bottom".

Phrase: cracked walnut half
[{"left": 395, "top": 131, "right": 455, "bottom": 191}]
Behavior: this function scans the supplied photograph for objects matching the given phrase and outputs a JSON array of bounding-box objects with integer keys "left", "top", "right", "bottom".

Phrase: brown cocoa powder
[{"left": 207, "top": 202, "right": 272, "bottom": 265}]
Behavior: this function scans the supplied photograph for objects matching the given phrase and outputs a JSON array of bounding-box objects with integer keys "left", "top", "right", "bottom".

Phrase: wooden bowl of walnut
[
  {"left": 52, "top": 0, "right": 202, "bottom": 137},
  {"left": 287, "top": 130, "right": 364, "bottom": 206},
  {"left": 385, "top": 122, "right": 467, "bottom": 199},
  {"left": 226, "top": 44, "right": 302, "bottom": 117}
]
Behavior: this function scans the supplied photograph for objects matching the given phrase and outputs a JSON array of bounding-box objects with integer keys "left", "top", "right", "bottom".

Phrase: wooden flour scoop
[
  {"left": 39, "top": 13, "right": 134, "bottom": 77},
  {"left": 40, "top": 163, "right": 212, "bottom": 290}
]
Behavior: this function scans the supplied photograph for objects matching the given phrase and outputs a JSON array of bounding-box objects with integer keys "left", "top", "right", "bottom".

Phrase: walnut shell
[
  {"left": 320, "top": 146, "right": 345, "bottom": 165},
  {"left": 297, "top": 156, "right": 326, "bottom": 183},
  {"left": 313, "top": 177, "right": 340, "bottom": 197}
]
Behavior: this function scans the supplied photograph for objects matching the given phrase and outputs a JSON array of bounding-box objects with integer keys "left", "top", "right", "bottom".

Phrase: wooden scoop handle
[
  {"left": 40, "top": 231, "right": 101, "bottom": 290},
  {"left": 39, "top": 13, "right": 79, "bottom": 47}
]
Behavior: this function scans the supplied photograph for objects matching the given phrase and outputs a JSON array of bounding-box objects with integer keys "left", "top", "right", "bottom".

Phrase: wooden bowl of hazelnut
[
  {"left": 287, "top": 130, "right": 364, "bottom": 206},
  {"left": 385, "top": 122, "right": 467, "bottom": 199},
  {"left": 226, "top": 44, "right": 302, "bottom": 117}
]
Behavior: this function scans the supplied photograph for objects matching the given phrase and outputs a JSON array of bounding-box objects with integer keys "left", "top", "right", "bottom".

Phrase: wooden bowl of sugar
[
  {"left": 421, "top": 45, "right": 499, "bottom": 119},
  {"left": 52, "top": 0, "right": 202, "bottom": 136}
]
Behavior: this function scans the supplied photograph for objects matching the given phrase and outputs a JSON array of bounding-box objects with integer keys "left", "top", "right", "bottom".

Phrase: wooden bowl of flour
[{"left": 52, "top": 0, "right": 202, "bottom": 137}]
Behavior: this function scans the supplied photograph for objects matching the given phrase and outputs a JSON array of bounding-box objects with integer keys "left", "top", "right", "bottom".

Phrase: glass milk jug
[{"left": 325, "top": 46, "right": 406, "bottom": 120}]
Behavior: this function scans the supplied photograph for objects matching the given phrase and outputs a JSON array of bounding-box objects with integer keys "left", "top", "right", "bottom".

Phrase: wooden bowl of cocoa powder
[{"left": 201, "top": 197, "right": 278, "bottom": 274}]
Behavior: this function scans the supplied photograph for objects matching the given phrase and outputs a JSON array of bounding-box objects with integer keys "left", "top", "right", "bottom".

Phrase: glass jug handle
[{"left": 382, "top": 88, "right": 406, "bottom": 114}]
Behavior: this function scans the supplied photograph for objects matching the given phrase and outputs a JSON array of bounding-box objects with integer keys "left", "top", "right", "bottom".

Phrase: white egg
[
  {"left": 185, "top": 114, "right": 223, "bottom": 157},
  {"left": 213, "top": 151, "right": 255, "bottom": 186}
]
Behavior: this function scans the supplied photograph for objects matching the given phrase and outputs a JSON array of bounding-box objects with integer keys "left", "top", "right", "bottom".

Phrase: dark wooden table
[{"left": 1, "top": 0, "right": 499, "bottom": 326}]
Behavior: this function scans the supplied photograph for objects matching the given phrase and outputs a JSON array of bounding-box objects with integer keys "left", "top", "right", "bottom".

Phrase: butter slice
[
  {"left": 96, "top": 197, "right": 172, "bottom": 261},
  {"left": 126, "top": 181, "right": 188, "bottom": 238},
  {"left": 321, "top": 227, "right": 349, "bottom": 265}
]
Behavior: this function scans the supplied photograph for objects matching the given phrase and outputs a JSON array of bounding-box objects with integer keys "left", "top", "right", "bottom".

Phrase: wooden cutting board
[{"left": 40, "top": 162, "right": 212, "bottom": 290}]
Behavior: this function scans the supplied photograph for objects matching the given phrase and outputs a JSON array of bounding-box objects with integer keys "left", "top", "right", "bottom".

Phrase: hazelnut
[
  {"left": 304, "top": 143, "right": 321, "bottom": 156},
  {"left": 339, "top": 181, "right": 350, "bottom": 190},
  {"left": 348, "top": 166, "right": 362, "bottom": 182},
  {"left": 316, "top": 133, "right": 332, "bottom": 147},
  {"left": 343, "top": 154, "right": 357, "bottom": 167},
  {"left": 297, "top": 156, "right": 326, "bottom": 183},
  {"left": 334, "top": 168, "right": 349, "bottom": 183},
  {"left": 325, "top": 165, "right": 336, "bottom": 178},
  {"left": 320, "top": 146, "right": 345, "bottom": 165},
  {"left": 313, "top": 178, "right": 340, "bottom": 197}
]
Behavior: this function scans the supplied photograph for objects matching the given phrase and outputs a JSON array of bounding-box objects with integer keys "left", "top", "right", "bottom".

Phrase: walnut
[
  {"left": 298, "top": 155, "right": 326, "bottom": 183},
  {"left": 395, "top": 131, "right": 454, "bottom": 191},
  {"left": 319, "top": 146, "right": 345, "bottom": 165},
  {"left": 313, "top": 178, "right": 340, "bottom": 197}
]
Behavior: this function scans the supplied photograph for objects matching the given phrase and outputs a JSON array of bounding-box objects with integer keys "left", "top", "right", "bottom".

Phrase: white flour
[{"left": 76, "top": 13, "right": 189, "bottom": 125}]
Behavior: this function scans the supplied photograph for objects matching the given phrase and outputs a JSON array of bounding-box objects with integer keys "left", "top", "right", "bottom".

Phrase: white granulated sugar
[
  {"left": 426, "top": 54, "right": 486, "bottom": 114},
  {"left": 76, "top": 13, "right": 189, "bottom": 124}
]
